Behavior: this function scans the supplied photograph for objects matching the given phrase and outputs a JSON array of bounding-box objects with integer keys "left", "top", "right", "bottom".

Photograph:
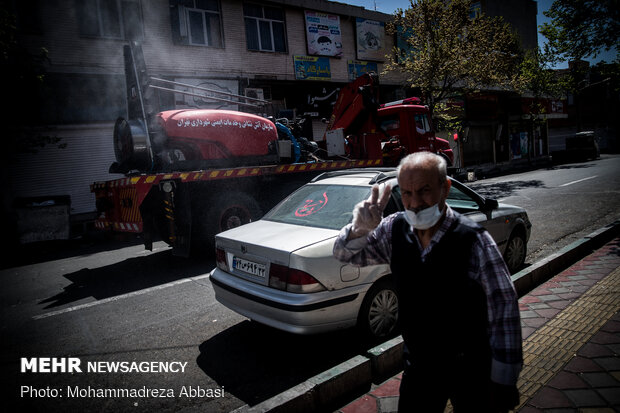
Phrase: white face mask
[{"left": 404, "top": 204, "right": 443, "bottom": 230}]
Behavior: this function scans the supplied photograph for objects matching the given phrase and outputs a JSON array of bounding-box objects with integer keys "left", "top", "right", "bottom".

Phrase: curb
[
  {"left": 511, "top": 220, "right": 620, "bottom": 297},
  {"left": 232, "top": 356, "right": 372, "bottom": 413},
  {"left": 233, "top": 220, "right": 620, "bottom": 413}
]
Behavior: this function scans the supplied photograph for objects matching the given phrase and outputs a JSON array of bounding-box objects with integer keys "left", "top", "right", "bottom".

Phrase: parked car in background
[
  {"left": 566, "top": 131, "right": 600, "bottom": 161},
  {"left": 210, "top": 169, "right": 531, "bottom": 340}
]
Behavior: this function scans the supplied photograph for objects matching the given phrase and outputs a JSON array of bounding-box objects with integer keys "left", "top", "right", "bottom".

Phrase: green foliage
[
  {"left": 516, "top": 48, "right": 566, "bottom": 99},
  {"left": 385, "top": 0, "right": 523, "bottom": 118},
  {"left": 432, "top": 101, "right": 463, "bottom": 133},
  {"left": 592, "top": 59, "right": 620, "bottom": 93},
  {"left": 540, "top": 0, "right": 620, "bottom": 62}
]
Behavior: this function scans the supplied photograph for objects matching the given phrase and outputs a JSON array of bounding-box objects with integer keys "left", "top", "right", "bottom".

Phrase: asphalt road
[
  {"left": 1, "top": 154, "right": 619, "bottom": 413},
  {"left": 468, "top": 154, "right": 620, "bottom": 264}
]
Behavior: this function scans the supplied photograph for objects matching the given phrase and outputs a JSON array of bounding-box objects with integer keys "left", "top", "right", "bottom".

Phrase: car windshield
[
  {"left": 389, "top": 181, "right": 482, "bottom": 213},
  {"left": 263, "top": 184, "right": 371, "bottom": 230}
]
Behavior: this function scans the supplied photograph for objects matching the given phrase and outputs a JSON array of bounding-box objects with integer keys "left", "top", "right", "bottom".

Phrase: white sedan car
[{"left": 210, "top": 169, "right": 531, "bottom": 340}]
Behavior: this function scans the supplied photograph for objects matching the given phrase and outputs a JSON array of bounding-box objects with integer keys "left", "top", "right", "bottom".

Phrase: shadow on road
[
  {"left": 469, "top": 179, "right": 545, "bottom": 199},
  {"left": 197, "top": 321, "right": 381, "bottom": 406},
  {"left": 1, "top": 232, "right": 146, "bottom": 270},
  {"left": 38, "top": 250, "right": 214, "bottom": 309}
]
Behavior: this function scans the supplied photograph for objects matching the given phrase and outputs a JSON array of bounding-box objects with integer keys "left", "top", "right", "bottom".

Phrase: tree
[
  {"left": 541, "top": 0, "right": 620, "bottom": 133},
  {"left": 385, "top": 0, "right": 522, "bottom": 123},
  {"left": 540, "top": 0, "right": 620, "bottom": 63},
  {"left": 514, "top": 47, "right": 565, "bottom": 159}
]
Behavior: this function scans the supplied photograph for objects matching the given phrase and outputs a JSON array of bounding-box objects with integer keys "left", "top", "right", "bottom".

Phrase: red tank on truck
[{"left": 91, "top": 41, "right": 455, "bottom": 257}]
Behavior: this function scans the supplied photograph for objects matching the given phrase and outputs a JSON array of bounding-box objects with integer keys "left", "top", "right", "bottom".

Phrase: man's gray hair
[{"left": 397, "top": 152, "right": 447, "bottom": 184}]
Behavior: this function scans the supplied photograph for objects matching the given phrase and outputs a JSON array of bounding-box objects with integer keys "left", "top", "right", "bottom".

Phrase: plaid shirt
[{"left": 333, "top": 206, "right": 523, "bottom": 385}]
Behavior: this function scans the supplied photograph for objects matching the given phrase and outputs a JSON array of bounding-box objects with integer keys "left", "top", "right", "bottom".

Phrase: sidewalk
[{"left": 336, "top": 237, "right": 620, "bottom": 413}]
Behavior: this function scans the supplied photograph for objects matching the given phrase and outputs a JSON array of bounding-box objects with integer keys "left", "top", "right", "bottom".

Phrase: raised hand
[{"left": 350, "top": 184, "right": 392, "bottom": 239}]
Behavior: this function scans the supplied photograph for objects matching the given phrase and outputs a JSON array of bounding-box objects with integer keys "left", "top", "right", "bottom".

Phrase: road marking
[
  {"left": 559, "top": 175, "right": 598, "bottom": 187},
  {"left": 32, "top": 273, "right": 211, "bottom": 320}
]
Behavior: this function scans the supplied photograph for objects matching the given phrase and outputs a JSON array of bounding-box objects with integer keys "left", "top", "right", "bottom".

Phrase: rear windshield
[{"left": 263, "top": 184, "right": 371, "bottom": 230}]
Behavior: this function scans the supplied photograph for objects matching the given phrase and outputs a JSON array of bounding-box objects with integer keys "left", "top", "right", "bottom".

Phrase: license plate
[{"left": 232, "top": 257, "right": 266, "bottom": 278}]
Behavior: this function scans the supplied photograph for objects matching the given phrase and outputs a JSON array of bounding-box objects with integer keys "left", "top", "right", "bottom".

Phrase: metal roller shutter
[{"left": 10, "top": 123, "right": 124, "bottom": 215}]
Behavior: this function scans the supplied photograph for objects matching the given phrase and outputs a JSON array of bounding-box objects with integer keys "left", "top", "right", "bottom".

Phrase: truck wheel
[
  {"left": 202, "top": 192, "right": 261, "bottom": 241},
  {"left": 358, "top": 278, "right": 399, "bottom": 341},
  {"left": 192, "top": 192, "right": 261, "bottom": 255},
  {"left": 210, "top": 192, "right": 262, "bottom": 233}
]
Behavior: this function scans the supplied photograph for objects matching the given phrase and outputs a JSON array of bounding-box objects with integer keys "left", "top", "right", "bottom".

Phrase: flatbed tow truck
[{"left": 91, "top": 42, "right": 455, "bottom": 256}]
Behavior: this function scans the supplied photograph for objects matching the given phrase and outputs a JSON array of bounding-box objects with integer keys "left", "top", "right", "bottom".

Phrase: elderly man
[{"left": 333, "top": 152, "right": 522, "bottom": 412}]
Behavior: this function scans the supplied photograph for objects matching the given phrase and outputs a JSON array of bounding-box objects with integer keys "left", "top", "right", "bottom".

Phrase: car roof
[
  {"left": 307, "top": 167, "right": 472, "bottom": 194},
  {"left": 310, "top": 168, "right": 398, "bottom": 186}
]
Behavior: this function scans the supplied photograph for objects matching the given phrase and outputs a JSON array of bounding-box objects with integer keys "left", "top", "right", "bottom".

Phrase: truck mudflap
[{"left": 92, "top": 180, "right": 143, "bottom": 233}]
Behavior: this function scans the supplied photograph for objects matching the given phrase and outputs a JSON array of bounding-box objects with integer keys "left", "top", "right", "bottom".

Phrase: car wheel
[
  {"left": 358, "top": 278, "right": 399, "bottom": 340},
  {"left": 504, "top": 231, "right": 526, "bottom": 273}
]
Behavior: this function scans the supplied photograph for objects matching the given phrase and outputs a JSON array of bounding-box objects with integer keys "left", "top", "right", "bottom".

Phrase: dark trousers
[{"left": 398, "top": 356, "right": 493, "bottom": 413}]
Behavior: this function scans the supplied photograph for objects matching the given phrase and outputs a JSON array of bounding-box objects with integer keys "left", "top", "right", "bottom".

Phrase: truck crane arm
[{"left": 325, "top": 72, "right": 380, "bottom": 139}]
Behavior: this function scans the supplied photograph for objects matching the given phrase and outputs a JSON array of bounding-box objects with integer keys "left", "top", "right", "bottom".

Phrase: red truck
[
  {"left": 324, "top": 72, "right": 454, "bottom": 166},
  {"left": 91, "top": 42, "right": 454, "bottom": 256}
]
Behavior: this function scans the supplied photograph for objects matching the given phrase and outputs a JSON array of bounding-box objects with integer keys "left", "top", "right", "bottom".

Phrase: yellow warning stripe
[
  {"left": 444, "top": 268, "right": 620, "bottom": 413},
  {"left": 119, "top": 187, "right": 140, "bottom": 223},
  {"left": 94, "top": 220, "right": 143, "bottom": 232},
  {"left": 94, "top": 160, "right": 384, "bottom": 189},
  {"left": 515, "top": 267, "right": 620, "bottom": 409}
]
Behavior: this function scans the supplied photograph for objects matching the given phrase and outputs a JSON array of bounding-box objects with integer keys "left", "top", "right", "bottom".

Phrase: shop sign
[
  {"left": 356, "top": 18, "right": 385, "bottom": 61},
  {"left": 305, "top": 11, "right": 343, "bottom": 57},
  {"left": 347, "top": 60, "right": 378, "bottom": 80},
  {"left": 294, "top": 55, "right": 331, "bottom": 80}
]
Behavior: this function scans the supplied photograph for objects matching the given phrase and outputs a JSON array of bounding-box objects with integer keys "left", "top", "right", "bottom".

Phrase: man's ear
[{"left": 439, "top": 178, "right": 452, "bottom": 211}]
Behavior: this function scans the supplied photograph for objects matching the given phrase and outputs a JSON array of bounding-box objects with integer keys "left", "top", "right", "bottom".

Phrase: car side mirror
[{"left": 484, "top": 198, "right": 499, "bottom": 210}]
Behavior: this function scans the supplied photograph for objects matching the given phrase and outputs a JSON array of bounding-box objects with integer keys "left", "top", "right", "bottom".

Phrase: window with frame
[
  {"left": 413, "top": 113, "right": 431, "bottom": 133},
  {"left": 243, "top": 3, "right": 287, "bottom": 53},
  {"left": 76, "top": 0, "right": 143, "bottom": 41},
  {"left": 447, "top": 184, "right": 481, "bottom": 212},
  {"left": 379, "top": 114, "right": 401, "bottom": 133},
  {"left": 173, "top": 0, "right": 223, "bottom": 47}
]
